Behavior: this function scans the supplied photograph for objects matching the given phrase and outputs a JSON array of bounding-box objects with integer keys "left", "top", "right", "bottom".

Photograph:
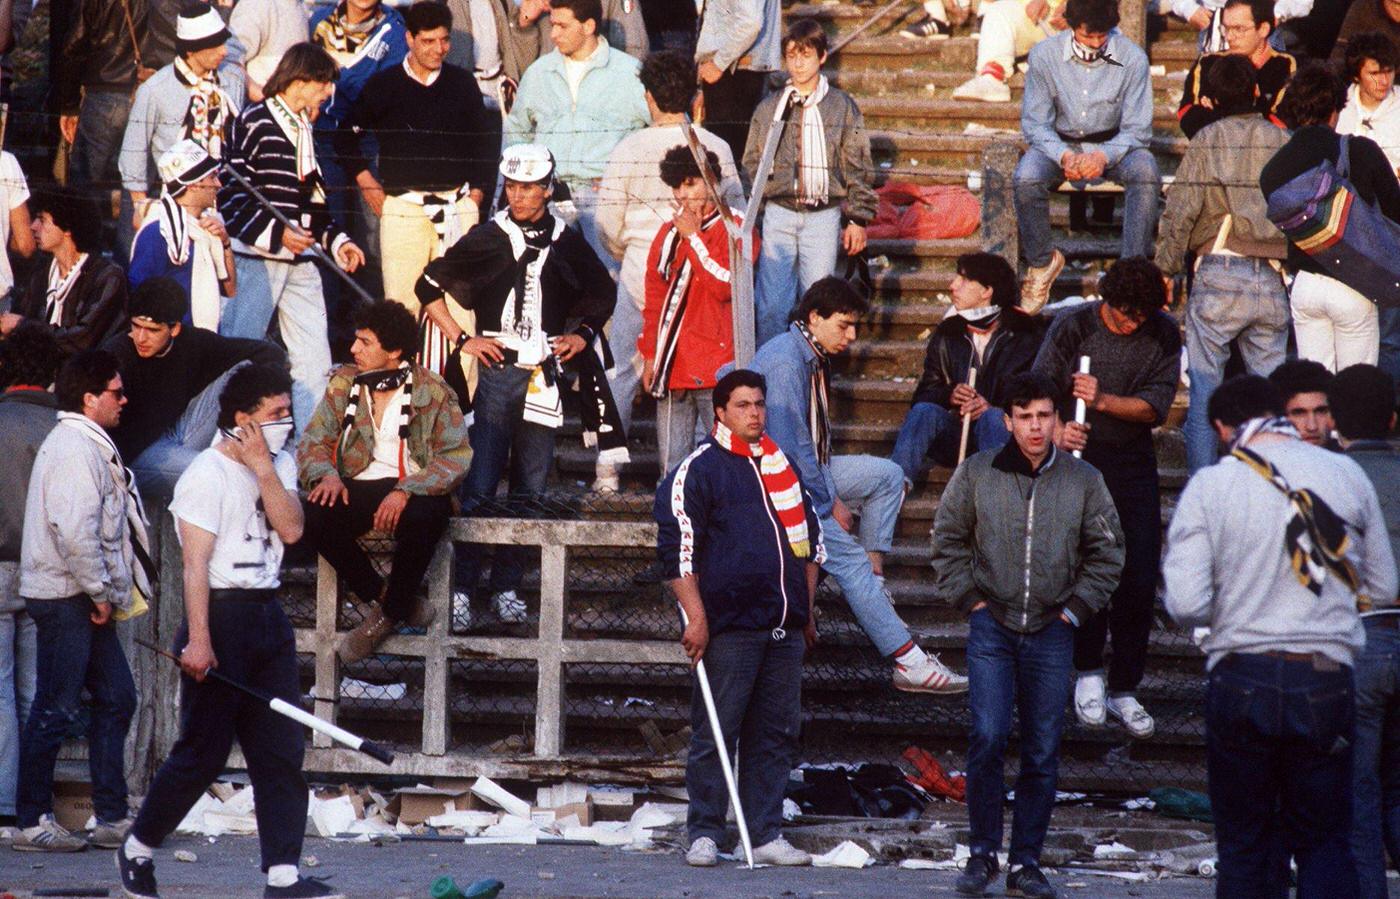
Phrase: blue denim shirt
[
  {"left": 748, "top": 324, "right": 838, "bottom": 517},
  {"left": 1021, "top": 30, "right": 1153, "bottom": 168}
]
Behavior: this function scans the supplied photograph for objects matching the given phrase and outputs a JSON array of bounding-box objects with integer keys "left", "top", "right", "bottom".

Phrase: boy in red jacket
[{"left": 641, "top": 145, "right": 760, "bottom": 480}]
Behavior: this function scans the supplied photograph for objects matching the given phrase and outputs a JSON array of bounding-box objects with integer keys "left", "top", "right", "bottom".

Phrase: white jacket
[{"left": 1337, "top": 84, "right": 1400, "bottom": 174}]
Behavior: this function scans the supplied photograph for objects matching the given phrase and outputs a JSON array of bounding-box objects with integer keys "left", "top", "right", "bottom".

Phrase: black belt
[
  {"left": 1056, "top": 127, "right": 1120, "bottom": 144},
  {"left": 1365, "top": 614, "right": 1400, "bottom": 629},
  {"left": 208, "top": 588, "right": 277, "bottom": 602}
]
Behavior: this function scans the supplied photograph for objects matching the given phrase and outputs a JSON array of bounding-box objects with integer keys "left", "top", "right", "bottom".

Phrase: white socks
[
  {"left": 123, "top": 834, "right": 155, "bottom": 861},
  {"left": 268, "top": 864, "right": 298, "bottom": 888},
  {"left": 893, "top": 643, "right": 927, "bottom": 667}
]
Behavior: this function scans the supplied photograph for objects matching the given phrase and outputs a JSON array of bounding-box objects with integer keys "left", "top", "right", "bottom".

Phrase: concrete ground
[{"left": 2, "top": 834, "right": 1220, "bottom": 898}]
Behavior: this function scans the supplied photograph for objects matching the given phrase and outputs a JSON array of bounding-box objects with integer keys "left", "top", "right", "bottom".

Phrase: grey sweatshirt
[{"left": 1164, "top": 436, "right": 1397, "bottom": 670}]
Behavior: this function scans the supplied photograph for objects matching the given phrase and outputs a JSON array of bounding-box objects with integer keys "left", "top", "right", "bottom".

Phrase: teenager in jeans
[{"left": 934, "top": 372, "right": 1123, "bottom": 899}]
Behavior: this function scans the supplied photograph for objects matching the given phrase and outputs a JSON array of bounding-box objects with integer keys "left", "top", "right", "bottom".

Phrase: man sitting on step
[
  {"left": 891, "top": 252, "right": 1046, "bottom": 487},
  {"left": 750, "top": 277, "right": 968, "bottom": 694},
  {"left": 1014, "top": 0, "right": 1159, "bottom": 310},
  {"left": 297, "top": 301, "right": 470, "bottom": 664}
]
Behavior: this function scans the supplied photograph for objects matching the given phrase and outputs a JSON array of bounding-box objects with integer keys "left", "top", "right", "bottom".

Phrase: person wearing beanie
[
  {"left": 128, "top": 140, "right": 237, "bottom": 332},
  {"left": 120, "top": 3, "right": 245, "bottom": 248},
  {"left": 103, "top": 277, "right": 286, "bottom": 498}
]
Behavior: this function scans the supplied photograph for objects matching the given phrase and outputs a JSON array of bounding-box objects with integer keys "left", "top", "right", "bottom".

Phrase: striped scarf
[
  {"left": 777, "top": 76, "right": 830, "bottom": 207},
  {"left": 649, "top": 209, "right": 726, "bottom": 399},
  {"left": 1229, "top": 418, "right": 1363, "bottom": 603},
  {"left": 340, "top": 364, "right": 415, "bottom": 478},
  {"left": 713, "top": 420, "right": 811, "bottom": 559},
  {"left": 174, "top": 55, "right": 230, "bottom": 158},
  {"left": 313, "top": 2, "right": 389, "bottom": 65},
  {"left": 794, "top": 321, "right": 831, "bottom": 466},
  {"left": 44, "top": 254, "right": 88, "bottom": 325}
]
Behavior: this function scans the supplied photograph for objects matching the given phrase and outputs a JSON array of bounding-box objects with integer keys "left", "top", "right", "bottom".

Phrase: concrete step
[
  {"left": 869, "top": 129, "right": 1188, "bottom": 179},
  {"left": 857, "top": 95, "right": 1184, "bottom": 133},
  {"left": 828, "top": 67, "right": 1187, "bottom": 102},
  {"left": 867, "top": 236, "right": 1121, "bottom": 273}
]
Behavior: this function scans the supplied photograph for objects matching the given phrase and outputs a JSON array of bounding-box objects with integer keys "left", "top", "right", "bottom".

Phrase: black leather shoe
[
  {"left": 954, "top": 854, "right": 999, "bottom": 896},
  {"left": 1007, "top": 864, "right": 1057, "bottom": 899}
]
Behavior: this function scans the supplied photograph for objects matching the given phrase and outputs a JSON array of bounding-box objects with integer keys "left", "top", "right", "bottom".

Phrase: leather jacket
[
  {"left": 55, "top": 0, "right": 166, "bottom": 114},
  {"left": 17, "top": 255, "right": 129, "bottom": 357}
]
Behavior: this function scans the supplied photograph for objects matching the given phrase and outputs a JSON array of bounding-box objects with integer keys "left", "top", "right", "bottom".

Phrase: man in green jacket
[
  {"left": 297, "top": 300, "right": 471, "bottom": 663},
  {"left": 932, "top": 371, "right": 1123, "bottom": 899}
]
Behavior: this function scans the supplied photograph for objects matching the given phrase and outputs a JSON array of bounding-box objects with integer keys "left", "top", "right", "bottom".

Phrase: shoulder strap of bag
[
  {"left": 1338, "top": 134, "right": 1352, "bottom": 180},
  {"left": 116, "top": 0, "right": 145, "bottom": 74}
]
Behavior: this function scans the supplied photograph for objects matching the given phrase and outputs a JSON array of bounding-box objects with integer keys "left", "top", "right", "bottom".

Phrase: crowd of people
[{"left": 0, "top": 0, "right": 1397, "bottom": 897}]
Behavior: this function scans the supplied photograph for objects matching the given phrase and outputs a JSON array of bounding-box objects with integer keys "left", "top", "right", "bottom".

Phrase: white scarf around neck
[
  {"left": 175, "top": 55, "right": 232, "bottom": 158},
  {"left": 145, "top": 195, "right": 228, "bottom": 330},
  {"left": 45, "top": 253, "right": 89, "bottom": 325},
  {"left": 268, "top": 95, "right": 318, "bottom": 181},
  {"left": 778, "top": 76, "right": 831, "bottom": 206}
]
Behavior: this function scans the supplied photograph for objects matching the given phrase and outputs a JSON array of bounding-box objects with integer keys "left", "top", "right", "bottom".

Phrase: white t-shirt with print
[{"left": 169, "top": 443, "right": 298, "bottom": 590}]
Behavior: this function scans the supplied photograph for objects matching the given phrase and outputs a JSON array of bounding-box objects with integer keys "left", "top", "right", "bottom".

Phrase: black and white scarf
[
  {"left": 174, "top": 55, "right": 230, "bottom": 158},
  {"left": 1229, "top": 417, "right": 1362, "bottom": 601},
  {"left": 57, "top": 412, "right": 155, "bottom": 613},
  {"left": 313, "top": 1, "right": 391, "bottom": 66},
  {"left": 341, "top": 364, "right": 416, "bottom": 479},
  {"left": 777, "top": 76, "right": 831, "bottom": 207},
  {"left": 649, "top": 209, "right": 726, "bottom": 399},
  {"left": 794, "top": 321, "right": 832, "bottom": 466},
  {"left": 267, "top": 95, "right": 318, "bottom": 181},
  {"left": 497, "top": 209, "right": 563, "bottom": 339},
  {"left": 44, "top": 254, "right": 89, "bottom": 325},
  {"left": 148, "top": 194, "right": 227, "bottom": 330}
]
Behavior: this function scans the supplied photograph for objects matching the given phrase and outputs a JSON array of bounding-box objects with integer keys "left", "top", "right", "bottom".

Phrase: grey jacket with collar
[{"left": 931, "top": 441, "right": 1124, "bottom": 633}]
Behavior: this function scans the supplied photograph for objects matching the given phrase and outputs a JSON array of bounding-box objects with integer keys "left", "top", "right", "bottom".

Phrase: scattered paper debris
[
  {"left": 470, "top": 776, "right": 531, "bottom": 819},
  {"left": 898, "top": 858, "right": 939, "bottom": 870},
  {"left": 812, "top": 841, "right": 873, "bottom": 869},
  {"left": 309, "top": 794, "right": 357, "bottom": 838},
  {"left": 173, "top": 850, "right": 197, "bottom": 863},
  {"left": 1093, "top": 842, "right": 1136, "bottom": 859},
  {"left": 302, "top": 855, "right": 320, "bottom": 868}
]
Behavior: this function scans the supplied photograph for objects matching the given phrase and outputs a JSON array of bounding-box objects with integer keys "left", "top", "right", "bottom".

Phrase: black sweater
[
  {"left": 1177, "top": 50, "right": 1295, "bottom": 140},
  {"left": 911, "top": 310, "right": 1048, "bottom": 410},
  {"left": 103, "top": 327, "right": 287, "bottom": 461},
  {"left": 1260, "top": 125, "right": 1400, "bottom": 276},
  {"left": 334, "top": 62, "right": 498, "bottom": 194}
]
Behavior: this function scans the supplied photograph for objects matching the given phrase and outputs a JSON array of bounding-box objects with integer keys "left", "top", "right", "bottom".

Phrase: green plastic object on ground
[
  {"left": 1148, "top": 786, "right": 1213, "bottom": 823},
  {"left": 429, "top": 876, "right": 505, "bottom": 899}
]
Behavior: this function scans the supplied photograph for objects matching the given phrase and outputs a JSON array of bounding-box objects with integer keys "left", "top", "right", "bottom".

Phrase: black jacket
[
  {"left": 54, "top": 0, "right": 164, "bottom": 113},
  {"left": 911, "top": 310, "right": 1048, "bottom": 410},
  {"left": 17, "top": 256, "right": 128, "bottom": 357}
]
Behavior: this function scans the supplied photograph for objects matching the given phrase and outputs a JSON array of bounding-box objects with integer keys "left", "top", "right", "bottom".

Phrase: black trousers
[
  {"left": 1076, "top": 441, "right": 1161, "bottom": 694},
  {"left": 131, "top": 593, "right": 306, "bottom": 871},
  {"left": 701, "top": 68, "right": 771, "bottom": 166},
  {"left": 302, "top": 478, "right": 452, "bottom": 621}
]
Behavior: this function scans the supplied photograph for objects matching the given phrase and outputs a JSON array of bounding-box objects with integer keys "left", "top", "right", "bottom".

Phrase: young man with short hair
[
  {"left": 1016, "top": 0, "right": 1159, "bottom": 309},
  {"left": 298, "top": 301, "right": 471, "bottom": 663},
  {"left": 751, "top": 277, "right": 967, "bottom": 693},
  {"left": 0, "top": 324, "right": 60, "bottom": 829},
  {"left": 16, "top": 350, "right": 145, "bottom": 853},
  {"left": 1269, "top": 358, "right": 1338, "bottom": 449},
  {"left": 655, "top": 369, "right": 823, "bottom": 870},
  {"left": 640, "top": 146, "right": 755, "bottom": 480},
  {"left": 1164, "top": 373, "right": 1396, "bottom": 899},
  {"left": 934, "top": 372, "right": 1124, "bottom": 899},
  {"left": 1338, "top": 31, "right": 1400, "bottom": 173},
  {"left": 118, "top": 364, "right": 346, "bottom": 899},
  {"left": 1035, "top": 257, "right": 1180, "bottom": 738},
  {"left": 128, "top": 140, "right": 237, "bottom": 333},
  {"left": 891, "top": 252, "right": 1045, "bottom": 485},
  {"left": 744, "top": 19, "right": 876, "bottom": 346},
  {"left": 1176, "top": 0, "right": 1295, "bottom": 139},
  {"left": 1328, "top": 364, "right": 1400, "bottom": 899}
]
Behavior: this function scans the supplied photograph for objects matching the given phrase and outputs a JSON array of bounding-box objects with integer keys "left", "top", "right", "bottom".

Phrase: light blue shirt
[
  {"left": 1021, "top": 30, "right": 1153, "bottom": 168},
  {"left": 748, "top": 325, "right": 838, "bottom": 517}
]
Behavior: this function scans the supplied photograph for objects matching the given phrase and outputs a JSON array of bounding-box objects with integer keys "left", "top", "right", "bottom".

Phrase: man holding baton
[
  {"left": 655, "top": 369, "right": 824, "bottom": 869},
  {"left": 117, "top": 364, "right": 343, "bottom": 899}
]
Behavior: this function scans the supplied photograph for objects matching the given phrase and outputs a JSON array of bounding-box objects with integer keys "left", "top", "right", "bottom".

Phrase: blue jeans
[
  {"left": 965, "top": 608, "right": 1076, "bottom": 868},
  {"left": 453, "top": 363, "right": 556, "bottom": 596},
  {"left": 1351, "top": 621, "right": 1400, "bottom": 899},
  {"left": 828, "top": 454, "right": 905, "bottom": 555},
  {"left": 819, "top": 509, "right": 912, "bottom": 657},
  {"left": 756, "top": 204, "right": 843, "bottom": 346},
  {"left": 17, "top": 595, "right": 136, "bottom": 827},
  {"left": 1183, "top": 257, "right": 1290, "bottom": 472},
  {"left": 1379, "top": 306, "right": 1400, "bottom": 405},
  {"left": 131, "top": 362, "right": 249, "bottom": 499},
  {"left": 67, "top": 89, "right": 137, "bottom": 259},
  {"left": 686, "top": 627, "right": 804, "bottom": 848},
  {"left": 1013, "top": 147, "right": 1160, "bottom": 267},
  {"left": 890, "top": 402, "right": 1011, "bottom": 482},
  {"left": 1207, "top": 652, "right": 1358, "bottom": 899},
  {"left": 0, "top": 562, "right": 37, "bottom": 817}
]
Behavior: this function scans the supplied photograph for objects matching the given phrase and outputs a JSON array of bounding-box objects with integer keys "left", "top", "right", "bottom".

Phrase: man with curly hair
[{"left": 1033, "top": 257, "right": 1181, "bottom": 740}]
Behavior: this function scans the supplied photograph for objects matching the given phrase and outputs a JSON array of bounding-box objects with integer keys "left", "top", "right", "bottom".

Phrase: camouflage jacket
[{"left": 297, "top": 363, "right": 471, "bottom": 496}]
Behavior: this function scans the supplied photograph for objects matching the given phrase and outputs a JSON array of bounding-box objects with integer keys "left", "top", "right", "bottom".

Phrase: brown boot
[
  {"left": 338, "top": 603, "right": 398, "bottom": 663},
  {"left": 1020, "top": 248, "right": 1065, "bottom": 313}
]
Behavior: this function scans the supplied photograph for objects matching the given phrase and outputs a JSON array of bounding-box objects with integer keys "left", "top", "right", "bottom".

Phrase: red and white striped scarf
[{"left": 713, "top": 420, "right": 811, "bottom": 559}]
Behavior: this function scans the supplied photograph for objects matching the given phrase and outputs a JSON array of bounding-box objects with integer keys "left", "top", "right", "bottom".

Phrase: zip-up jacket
[
  {"left": 655, "top": 436, "right": 826, "bottom": 637},
  {"left": 931, "top": 441, "right": 1124, "bottom": 633},
  {"left": 911, "top": 310, "right": 1047, "bottom": 410}
]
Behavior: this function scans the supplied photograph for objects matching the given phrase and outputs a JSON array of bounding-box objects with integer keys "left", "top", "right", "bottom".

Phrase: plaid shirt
[{"left": 297, "top": 363, "right": 470, "bottom": 496}]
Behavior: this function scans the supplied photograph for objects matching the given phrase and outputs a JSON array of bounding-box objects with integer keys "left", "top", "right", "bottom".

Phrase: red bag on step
[{"left": 868, "top": 181, "right": 981, "bottom": 241}]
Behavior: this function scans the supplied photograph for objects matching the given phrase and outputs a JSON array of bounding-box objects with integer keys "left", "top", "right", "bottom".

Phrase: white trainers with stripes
[{"left": 893, "top": 646, "right": 969, "bottom": 694}]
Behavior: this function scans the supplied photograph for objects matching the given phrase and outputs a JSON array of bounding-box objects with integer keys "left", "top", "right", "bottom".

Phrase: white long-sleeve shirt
[{"left": 1338, "top": 84, "right": 1400, "bottom": 173}]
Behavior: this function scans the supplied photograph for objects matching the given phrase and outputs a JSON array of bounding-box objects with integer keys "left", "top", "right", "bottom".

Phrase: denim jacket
[{"left": 748, "top": 324, "right": 837, "bottom": 517}]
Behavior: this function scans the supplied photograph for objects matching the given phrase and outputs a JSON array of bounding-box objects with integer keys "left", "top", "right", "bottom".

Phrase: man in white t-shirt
[
  {"left": 0, "top": 151, "right": 34, "bottom": 305},
  {"left": 117, "top": 364, "right": 345, "bottom": 899}
]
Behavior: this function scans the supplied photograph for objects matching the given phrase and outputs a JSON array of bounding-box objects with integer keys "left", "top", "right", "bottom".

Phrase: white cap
[
  {"left": 176, "top": 4, "right": 230, "bottom": 52},
  {"left": 499, "top": 144, "right": 555, "bottom": 184},
  {"left": 158, "top": 139, "right": 218, "bottom": 196}
]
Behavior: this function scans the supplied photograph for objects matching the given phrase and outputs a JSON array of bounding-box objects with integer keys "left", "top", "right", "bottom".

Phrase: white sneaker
[
  {"left": 592, "top": 465, "right": 620, "bottom": 493},
  {"left": 751, "top": 836, "right": 811, "bottom": 866},
  {"left": 1074, "top": 672, "right": 1107, "bottom": 727},
  {"left": 492, "top": 590, "right": 528, "bottom": 623},
  {"left": 952, "top": 72, "right": 1011, "bottom": 103},
  {"left": 685, "top": 836, "right": 718, "bottom": 867},
  {"left": 451, "top": 589, "right": 473, "bottom": 631},
  {"left": 893, "top": 646, "right": 969, "bottom": 694},
  {"left": 12, "top": 814, "right": 86, "bottom": 852},
  {"left": 1107, "top": 694, "right": 1156, "bottom": 739}
]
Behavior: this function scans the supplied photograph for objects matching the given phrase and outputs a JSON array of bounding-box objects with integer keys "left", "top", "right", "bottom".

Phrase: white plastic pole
[
  {"left": 1073, "top": 355, "right": 1090, "bottom": 459},
  {"left": 957, "top": 367, "right": 979, "bottom": 465},
  {"left": 679, "top": 605, "right": 754, "bottom": 869}
]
